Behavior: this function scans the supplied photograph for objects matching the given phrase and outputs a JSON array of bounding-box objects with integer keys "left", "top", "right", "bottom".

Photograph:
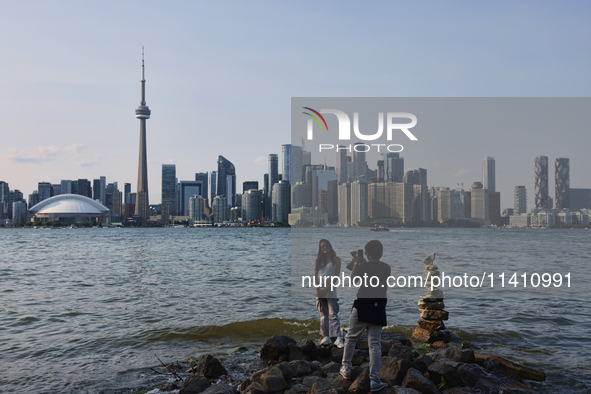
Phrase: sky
[{"left": 1, "top": 1, "right": 590, "bottom": 210}]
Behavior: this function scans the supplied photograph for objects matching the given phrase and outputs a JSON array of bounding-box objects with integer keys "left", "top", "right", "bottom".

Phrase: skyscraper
[
  {"left": 99, "top": 176, "right": 106, "bottom": 205},
  {"left": 353, "top": 143, "right": 367, "bottom": 181},
  {"left": 195, "top": 172, "right": 209, "bottom": 203},
  {"left": 38, "top": 182, "right": 52, "bottom": 202},
  {"left": 243, "top": 181, "right": 258, "bottom": 193},
  {"left": 336, "top": 147, "right": 347, "bottom": 184},
  {"left": 351, "top": 180, "right": 368, "bottom": 226},
  {"left": 481, "top": 156, "right": 495, "bottom": 192},
  {"left": 210, "top": 171, "right": 217, "bottom": 206},
  {"left": 216, "top": 156, "right": 236, "bottom": 205},
  {"left": 555, "top": 158, "right": 570, "bottom": 209},
  {"left": 282, "top": 144, "right": 302, "bottom": 185},
  {"left": 514, "top": 186, "right": 527, "bottom": 215},
  {"left": 272, "top": 180, "right": 291, "bottom": 223},
  {"left": 267, "top": 154, "right": 279, "bottom": 196},
  {"left": 534, "top": 156, "right": 549, "bottom": 209},
  {"left": 384, "top": 153, "right": 404, "bottom": 183},
  {"left": 135, "top": 47, "right": 151, "bottom": 224},
  {"left": 162, "top": 164, "right": 177, "bottom": 216}
]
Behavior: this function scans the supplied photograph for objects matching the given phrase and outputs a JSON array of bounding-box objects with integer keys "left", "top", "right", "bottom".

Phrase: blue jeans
[
  {"left": 342, "top": 308, "right": 382, "bottom": 384},
  {"left": 316, "top": 298, "right": 342, "bottom": 338}
]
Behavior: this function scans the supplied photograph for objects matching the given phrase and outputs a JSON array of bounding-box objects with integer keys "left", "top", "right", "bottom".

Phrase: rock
[
  {"left": 326, "top": 372, "right": 352, "bottom": 389},
  {"left": 285, "top": 383, "right": 310, "bottom": 394},
  {"left": 432, "top": 342, "right": 446, "bottom": 349},
  {"left": 459, "top": 342, "right": 474, "bottom": 350},
  {"left": 261, "top": 336, "right": 297, "bottom": 362},
  {"left": 387, "top": 342, "right": 414, "bottom": 361},
  {"left": 349, "top": 368, "right": 371, "bottom": 394},
  {"left": 380, "top": 357, "right": 414, "bottom": 386},
  {"left": 352, "top": 350, "right": 369, "bottom": 365},
  {"left": 381, "top": 332, "right": 413, "bottom": 347},
  {"left": 482, "top": 358, "right": 522, "bottom": 383},
  {"left": 427, "top": 360, "right": 465, "bottom": 388},
  {"left": 402, "top": 368, "right": 441, "bottom": 394},
  {"left": 245, "top": 382, "right": 269, "bottom": 394},
  {"left": 420, "top": 310, "right": 449, "bottom": 321},
  {"left": 418, "top": 301, "right": 445, "bottom": 310},
  {"left": 412, "top": 327, "right": 446, "bottom": 343},
  {"left": 457, "top": 363, "right": 531, "bottom": 393},
  {"left": 426, "top": 289, "right": 444, "bottom": 298},
  {"left": 298, "top": 339, "right": 321, "bottom": 361},
  {"left": 430, "top": 348, "right": 475, "bottom": 364},
  {"left": 202, "top": 384, "right": 236, "bottom": 394},
  {"left": 423, "top": 253, "right": 436, "bottom": 265},
  {"left": 420, "top": 295, "right": 443, "bottom": 303},
  {"left": 309, "top": 361, "right": 323, "bottom": 372},
  {"left": 318, "top": 345, "right": 333, "bottom": 360},
  {"left": 331, "top": 347, "right": 344, "bottom": 363},
  {"left": 179, "top": 375, "right": 212, "bottom": 394},
  {"left": 390, "top": 387, "right": 422, "bottom": 394},
  {"left": 240, "top": 379, "right": 252, "bottom": 392},
  {"left": 311, "top": 378, "right": 333, "bottom": 394},
  {"left": 276, "top": 362, "right": 295, "bottom": 383},
  {"left": 188, "top": 354, "right": 228, "bottom": 378},
  {"left": 303, "top": 376, "right": 323, "bottom": 387},
  {"left": 322, "top": 362, "right": 342, "bottom": 377},
  {"left": 418, "top": 319, "right": 446, "bottom": 332},
  {"left": 259, "top": 366, "right": 287, "bottom": 393},
  {"left": 159, "top": 383, "right": 179, "bottom": 392},
  {"left": 290, "top": 360, "right": 313, "bottom": 377},
  {"left": 413, "top": 355, "right": 434, "bottom": 374},
  {"left": 474, "top": 353, "right": 545, "bottom": 382},
  {"left": 290, "top": 343, "right": 306, "bottom": 361}
]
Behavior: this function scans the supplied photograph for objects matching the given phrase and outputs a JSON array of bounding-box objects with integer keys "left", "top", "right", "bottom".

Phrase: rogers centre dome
[{"left": 29, "top": 194, "right": 110, "bottom": 224}]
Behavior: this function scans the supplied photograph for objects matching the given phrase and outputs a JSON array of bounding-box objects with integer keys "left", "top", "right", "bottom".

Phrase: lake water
[{"left": 0, "top": 227, "right": 589, "bottom": 393}]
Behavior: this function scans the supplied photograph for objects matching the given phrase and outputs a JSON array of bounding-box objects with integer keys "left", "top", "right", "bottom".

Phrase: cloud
[
  {"left": 254, "top": 156, "right": 267, "bottom": 165},
  {"left": 4, "top": 145, "right": 61, "bottom": 164},
  {"left": 64, "top": 143, "right": 84, "bottom": 153}
]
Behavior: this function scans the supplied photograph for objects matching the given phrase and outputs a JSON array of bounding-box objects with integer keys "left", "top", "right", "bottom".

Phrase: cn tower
[{"left": 135, "top": 47, "right": 151, "bottom": 224}]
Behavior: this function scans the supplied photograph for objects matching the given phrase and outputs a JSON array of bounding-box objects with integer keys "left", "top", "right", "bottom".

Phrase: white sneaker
[
  {"left": 334, "top": 337, "right": 345, "bottom": 348},
  {"left": 339, "top": 367, "right": 351, "bottom": 380},
  {"left": 319, "top": 336, "right": 332, "bottom": 346},
  {"left": 370, "top": 381, "right": 389, "bottom": 392}
]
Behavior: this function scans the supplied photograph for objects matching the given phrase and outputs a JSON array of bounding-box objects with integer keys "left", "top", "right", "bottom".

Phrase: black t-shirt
[{"left": 353, "top": 260, "right": 391, "bottom": 326}]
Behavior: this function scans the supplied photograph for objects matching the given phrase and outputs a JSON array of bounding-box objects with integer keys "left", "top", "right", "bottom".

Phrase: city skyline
[{"left": 1, "top": 3, "right": 590, "bottom": 211}]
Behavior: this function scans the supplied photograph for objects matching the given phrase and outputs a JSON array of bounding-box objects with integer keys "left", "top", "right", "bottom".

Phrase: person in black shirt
[{"left": 340, "top": 240, "right": 391, "bottom": 392}]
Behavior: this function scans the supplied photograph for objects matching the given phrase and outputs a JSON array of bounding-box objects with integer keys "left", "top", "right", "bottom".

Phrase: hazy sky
[{"left": 1, "top": 1, "right": 590, "bottom": 210}]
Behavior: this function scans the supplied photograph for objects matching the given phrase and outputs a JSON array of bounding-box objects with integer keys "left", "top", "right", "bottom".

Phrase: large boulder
[
  {"left": 285, "top": 384, "right": 310, "bottom": 394},
  {"left": 179, "top": 375, "right": 213, "bottom": 394},
  {"left": 290, "top": 360, "right": 313, "bottom": 377},
  {"left": 380, "top": 357, "right": 415, "bottom": 386},
  {"left": 457, "top": 363, "right": 531, "bottom": 394},
  {"left": 322, "top": 362, "right": 341, "bottom": 377},
  {"left": 429, "top": 348, "right": 475, "bottom": 364},
  {"left": 482, "top": 358, "right": 522, "bottom": 382},
  {"left": 413, "top": 354, "right": 434, "bottom": 374},
  {"left": 187, "top": 354, "right": 228, "bottom": 378},
  {"left": 201, "top": 384, "right": 236, "bottom": 394},
  {"left": 427, "top": 360, "right": 465, "bottom": 388},
  {"left": 259, "top": 366, "right": 287, "bottom": 393},
  {"left": 326, "top": 372, "right": 352, "bottom": 390},
  {"left": 310, "top": 378, "right": 333, "bottom": 394},
  {"left": 289, "top": 343, "right": 306, "bottom": 361},
  {"left": 244, "top": 382, "right": 269, "bottom": 394},
  {"left": 298, "top": 339, "right": 321, "bottom": 361},
  {"left": 387, "top": 342, "right": 414, "bottom": 362},
  {"left": 402, "top": 368, "right": 441, "bottom": 394},
  {"left": 261, "top": 336, "right": 297, "bottom": 362},
  {"left": 389, "top": 387, "right": 422, "bottom": 394}
]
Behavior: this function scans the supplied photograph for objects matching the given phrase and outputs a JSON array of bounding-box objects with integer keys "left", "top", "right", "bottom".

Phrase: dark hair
[
  {"left": 365, "top": 240, "right": 383, "bottom": 260},
  {"left": 316, "top": 239, "right": 336, "bottom": 268}
]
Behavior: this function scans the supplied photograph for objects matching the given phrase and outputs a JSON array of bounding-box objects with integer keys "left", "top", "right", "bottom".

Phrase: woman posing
[{"left": 314, "top": 239, "right": 344, "bottom": 348}]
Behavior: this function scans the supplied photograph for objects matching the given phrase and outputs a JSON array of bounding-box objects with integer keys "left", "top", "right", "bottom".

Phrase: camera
[{"left": 346, "top": 249, "right": 364, "bottom": 270}]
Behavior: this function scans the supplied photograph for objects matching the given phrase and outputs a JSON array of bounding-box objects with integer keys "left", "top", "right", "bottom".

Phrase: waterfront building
[
  {"left": 209, "top": 171, "right": 217, "bottom": 206},
  {"left": 413, "top": 184, "right": 429, "bottom": 223},
  {"left": 272, "top": 180, "right": 290, "bottom": 223},
  {"left": 162, "top": 164, "right": 177, "bottom": 216},
  {"left": 189, "top": 195, "right": 205, "bottom": 224},
  {"left": 51, "top": 184, "right": 61, "bottom": 197},
  {"left": 489, "top": 191, "right": 501, "bottom": 226},
  {"left": 436, "top": 187, "right": 452, "bottom": 222},
  {"left": 514, "top": 186, "right": 527, "bottom": 215},
  {"left": 60, "top": 180, "right": 72, "bottom": 195},
  {"left": 338, "top": 183, "right": 351, "bottom": 226},
  {"left": 336, "top": 147, "right": 347, "bottom": 184},
  {"left": 327, "top": 180, "right": 338, "bottom": 224},
  {"left": 12, "top": 201, "right": 27, "bottom": 225},
  {"left": 471, "top": 182, "right": 489, "bottom": 222},
  {"left": 212, "top": 195, "right": 228, "bottom": 224},
  {"left": 134, "top": 48, "right": 151, "bottom": 224},
  {"left": 93, "top": 179, "right": 101, "bottom": 201},
  {"left": 105, "top": 183, "right": 116, "bottom": 210},
  {"left": 180, "top": 181, "right": 203, "bottom": 217},
  {"left": 28, "top": 191, "right": 40, "bottom": 209},
  {"left": 555, "top": 158, "right": 570, "bottom": 209},
  {"left": 38, "top": 182, "right": 52, "bottom": 202},
  {"left": 509, "top": 213, "right": 531, "bottom": 228},
  {"left": 217, "top": 155, "right": 236, "bottom": 206},
  {"left": 76, "top": 179, "right": 91, "bottom": 198},
  {"left": 195, "top": 172, "right": 209, "bottom": 204},
  {"left": 288, "top": 207, "right": 328, "bottom": 227},
  {"left": 29, "top": 194, "right": 110, "bottom": 224},
  {"left": 0, "top": 181, "right": 9, "bottom": 220},
  {"left": 301, "top": 150, "right": 311, "bottom": 182},
  {"left": 112, "top": 189, "right": 122, "bottom": 221},
  {"left": 242, "top": 189, "right": 262, "bottom": 222},
  {"left": 99, "top": 176, "right": 106, "bottom": 205},
  {"left": 351, "top": 180, "right": 368, "bottom": 226},
  {"left": 291, "top": 182, "right": 308, "bottom": 209},
  {"left": 282, "top": 144, "right": 302, "bottom": 185},
  {"left": 384, "top": 153, "right": 404, "bottom": 183},
  {"left": 124, "top": 183, "right": 131, "bottom": 204},
  {"left": 481, "top": 156, "right": 495, "bottom": 192},
  {"left": 353, "top": 143, "right": 367, "bottom": 181},
  {"left": 570, "top": 188, "right": 591, "bottom": 209}
]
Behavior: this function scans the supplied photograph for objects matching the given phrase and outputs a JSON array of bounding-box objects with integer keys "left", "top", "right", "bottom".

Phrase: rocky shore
[{"left": 148, "top": 332, "right": 545, "bottom": 394}]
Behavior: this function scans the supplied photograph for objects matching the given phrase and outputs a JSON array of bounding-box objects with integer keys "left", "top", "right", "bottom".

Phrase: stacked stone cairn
[{"left": 412, "top": 252, "right": 450, "bottom": 345}]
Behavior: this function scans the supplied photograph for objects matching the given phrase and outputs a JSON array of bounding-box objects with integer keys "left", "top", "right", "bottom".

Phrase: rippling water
[{"left": 0, "top": 227, "right": 589, "bottom": 393}]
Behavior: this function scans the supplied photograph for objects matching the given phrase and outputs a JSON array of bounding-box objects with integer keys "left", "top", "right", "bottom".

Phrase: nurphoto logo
[{"left": 302, "top": 107, "right": 418, "bottom": 153}]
